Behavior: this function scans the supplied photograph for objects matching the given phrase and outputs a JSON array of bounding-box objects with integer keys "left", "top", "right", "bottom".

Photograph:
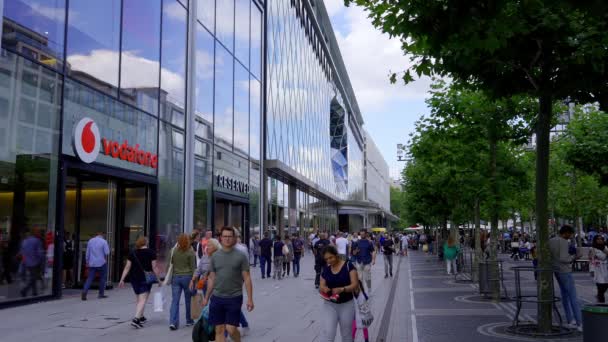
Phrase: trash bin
[
  {"left": 583, "top": 304, "right": 608, "bottom": 341},
  {"left": 478, "top": 262, "right": 489, "bottom": 294}
]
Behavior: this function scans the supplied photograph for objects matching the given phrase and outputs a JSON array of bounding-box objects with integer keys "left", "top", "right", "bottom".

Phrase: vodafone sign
[
  {"left": 72, "top": 118, "right": 158, "bottom": 169},
  {"left": 72, "top": 117, "right": 100, "bottom": 163}
]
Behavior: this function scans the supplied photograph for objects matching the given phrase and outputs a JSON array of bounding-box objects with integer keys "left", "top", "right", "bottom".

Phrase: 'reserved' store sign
[{"left": 73, "top": 117, "right": 157, "bottom": 169}]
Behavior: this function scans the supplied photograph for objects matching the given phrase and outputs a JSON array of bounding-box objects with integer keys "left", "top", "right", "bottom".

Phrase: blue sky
[{"left": 325, "top": 1, "right": 432, "bottom": 179}]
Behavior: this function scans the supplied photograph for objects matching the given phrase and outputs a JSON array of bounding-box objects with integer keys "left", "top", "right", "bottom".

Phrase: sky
[{"left": 324, "top": 0, "right": 432, "bottom": 180}]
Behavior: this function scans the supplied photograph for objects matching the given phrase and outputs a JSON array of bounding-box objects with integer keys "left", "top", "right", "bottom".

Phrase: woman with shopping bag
[
  {"left": 118, "top": 237, "right": 162, "bottom": 329},
  {"left": 319, "top": 245, "right": 359, "bottom": 342}
]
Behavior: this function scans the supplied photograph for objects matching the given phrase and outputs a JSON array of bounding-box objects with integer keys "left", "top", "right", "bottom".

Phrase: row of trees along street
[{"left": 347, "top": 0, "right": 608, "bottom": 333}]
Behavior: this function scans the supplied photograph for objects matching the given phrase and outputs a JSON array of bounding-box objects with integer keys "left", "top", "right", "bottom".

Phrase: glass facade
[
  {"left": 0, "top": 50, "right": 61, "bottom": 302},
  {"left": 0, "top": 0, "right": 264, "bottom": 305},
  {"left": 0, "top": 0, "right": 392, "bottom": 305}
]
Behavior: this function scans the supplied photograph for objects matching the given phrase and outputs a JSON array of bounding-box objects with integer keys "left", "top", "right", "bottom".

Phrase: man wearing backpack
[{"left": 292, "top": 234, "right": 304, "bottom": 277}]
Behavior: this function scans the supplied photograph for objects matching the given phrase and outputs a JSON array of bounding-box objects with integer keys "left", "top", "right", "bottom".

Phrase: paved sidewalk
[
  {"left": 0, "top": 250, "right": 409, "bottom": 342},
  {"left": 0, "top": 249, "right": 595, "bottom": 342}
]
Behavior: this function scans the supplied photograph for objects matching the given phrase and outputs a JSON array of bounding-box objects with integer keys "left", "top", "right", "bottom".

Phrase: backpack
[{"left": 293, "top": 239, "right": 304, "bottom": 253}]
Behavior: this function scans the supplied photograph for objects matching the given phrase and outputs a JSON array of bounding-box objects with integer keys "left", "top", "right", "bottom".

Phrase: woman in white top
[{"left": 589, "top": 235, "right": 608, "bottom": 303}]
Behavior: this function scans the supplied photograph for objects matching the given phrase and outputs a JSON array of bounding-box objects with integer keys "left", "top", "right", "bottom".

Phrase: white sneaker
[{"left": 577, "top": 325, "right": 583, "bottom": 332}]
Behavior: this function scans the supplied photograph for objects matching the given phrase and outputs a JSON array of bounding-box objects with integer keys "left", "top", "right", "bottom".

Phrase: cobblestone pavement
[{"left": 0, "top": 249, "right": 595, "bottom": 342}]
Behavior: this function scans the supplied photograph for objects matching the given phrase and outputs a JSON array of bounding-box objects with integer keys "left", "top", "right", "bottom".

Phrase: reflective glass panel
[
  {"left": 234, "top": 62, "right": 249, "bottom": 156},
  {"left": 250, "top": 3, "right": 262, "bottom": 79},
  {"left": 66, "top": 0, "right": 121, "bottom": 97},
  {"left": 234, "top": 0, "right": 250, "bottom": 68},
  {"left": 249, "top": 78, "right": 260, "bottom": 161},
  {"left": 120, "top": 0, "right": 161, "bottom": 116},
  {"left": 2, "top": 0, "right": 66, "bottom": 70},
  {"left": 157, "top": 122, "right": 184, "bottom": 269},
  {"left": 160, "top": 0, "right": 187, "bottom": 128},
  {"left": 214, "top": 43, "right": 233, "bottom": 149},
  {"left": 0, "top": 51, "right": 61, "bottom": 303},
  {"left": 197, "top": 0, "right": 215, "bottom": 33},
  {"left": 216, "top": 0, "right": 234, "bottom": 52},
  {"left": 195, "top": 24, "right": 214, "bottom": 126}
]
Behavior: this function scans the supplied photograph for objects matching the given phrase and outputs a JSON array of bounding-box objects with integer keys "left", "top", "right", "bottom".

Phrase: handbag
[
  {"left": 355, "top": 279, "right": 374, "bottom": 327},
  {"left": 163, "top": 245, "right": 177, "bottom": 286},
  {"left": 132, "top": 250, "right": 158, "bottom": 284},
  {"left": 282, "top": 244, "right": 289, "bottom": 255},
  {"left": 153, "top": 289, "right": 164, "bottom": 313}
]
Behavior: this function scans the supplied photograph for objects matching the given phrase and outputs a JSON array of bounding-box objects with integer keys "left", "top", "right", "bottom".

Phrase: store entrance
[
  {"left": 214, "top": 198, "right": 248, "bottom": 243},
  {"left": 64, "top": 170, "right": 152, "bottom": 288}
]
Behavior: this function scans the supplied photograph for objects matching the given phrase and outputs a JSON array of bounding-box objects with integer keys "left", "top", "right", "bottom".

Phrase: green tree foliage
[
  {"left": 564, "top": 107, "right": 608, "bottom": 185},
  {"left": 345, "top": 0, "right": 608, "bottom": 329}
]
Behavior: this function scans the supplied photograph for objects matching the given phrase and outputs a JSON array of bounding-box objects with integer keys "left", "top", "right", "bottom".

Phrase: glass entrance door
[
  {"left": 65, "top": 175, "right": 116, "bottom": 288},
  {"left": 64, "top": 172, "right": 151, "bottom": 288},
  {"left": 116, "top": 183, "right": 149, "bottom": 280},
  {"left": 214, "top": 199, "right": 247, "bottom": 241}
]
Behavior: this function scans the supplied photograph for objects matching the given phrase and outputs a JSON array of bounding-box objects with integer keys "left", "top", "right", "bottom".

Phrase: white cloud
[
  {"left": 29, "top": 1, "right": 72, "bottom": 22},
  {"left": 331, "top": 7, "right": 432, "bottom": 111},
  {"left": 164, "top": 1, "right": 187, "bottom": 22},
  {"left": 67, "top": 49, "right": 186, "bottom": 104},
  {"left": 323, "top": 0, "right": 346, "bottom": 17}
]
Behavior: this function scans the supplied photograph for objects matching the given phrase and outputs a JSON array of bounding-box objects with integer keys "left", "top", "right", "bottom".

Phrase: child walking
[{"left": 352, "top": 283, "right": 371, "bottom": 342}]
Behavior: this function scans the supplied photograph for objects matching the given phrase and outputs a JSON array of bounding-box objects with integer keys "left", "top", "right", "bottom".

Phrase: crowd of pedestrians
[{"left": 92, "top": 222, "right": 608, "bottom": 340}]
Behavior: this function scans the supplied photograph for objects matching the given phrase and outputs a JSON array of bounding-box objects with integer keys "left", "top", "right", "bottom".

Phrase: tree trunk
[
  {"left": 536, "top": 93, "right": 554, "bottom": 333},
  {"left": 473, "top": 197, "right": 482, "bottom": 282},
  {"left": 488, "top": 137, "right": 501, "bottom": 302}
]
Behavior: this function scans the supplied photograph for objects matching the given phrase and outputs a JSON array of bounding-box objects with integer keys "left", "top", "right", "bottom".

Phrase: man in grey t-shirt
[{"left": 203, "top": 227, "right": 253, "bottom": 342}]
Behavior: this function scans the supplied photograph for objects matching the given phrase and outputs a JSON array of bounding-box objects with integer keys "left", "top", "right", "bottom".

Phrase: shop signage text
[
  {"left": 73, "top": 117, "right": 157, "bottom": 169},
  {"left": 216, "top": 175, "right": 249, "bottom": 194},
  {"left": 101, "top": 138, "right": 158, "bottom": 169}
]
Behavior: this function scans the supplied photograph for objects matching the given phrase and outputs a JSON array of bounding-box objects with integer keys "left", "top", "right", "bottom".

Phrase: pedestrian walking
[
  {"left": 319, "top": 245, "right": 358, "bottom": 342},
  {"left": 168, "top": 234, "right": 196, "bottom": 330},
  {"left": 272, "top": 235, "right": 285, "bottom": 280},
  {"left": 352, "top": 229, "right": 376, "bottom": 292},
  {"left": 118, "top": 237, "right": 161, "bottom": 329},
  {"left": 352, "top": 284, "right": 370, "bottom": 342},
  {"left": 283, "top": 236, "right": 294, "bottom": 277},
  {"left": 191, "top": 238, "right": 220, "bottom": 296},
  {"left": 443, "top": 236, "right": 460, "bottom": 275},
  {"left": 510, "top": 235, "right": 521, "bottom": 260},
  {"left": 20, "top": 228, "right": 44, "bottom": 297},
  {"left": 258, "top": 231, "right": 273, "bottom": 279},
  {"left": 589, "top": 235, "right": 608, "bottom": 303},
  {"left": 336, "top": 233, "right": 349, "bottom": 260},
  {"left": 400, "top": 234, "right": 409, "bottom": 256},
  {"left": 202, "top": 226, "right": 254, "bottom": 342},
  {"left": 549, "top": 225, "right": 583, "bottom": 331},
  {"left": 292, "top": 234, "right": 305, "bottom": 277},
  {"left": 250, "top": 234, "right": 260, "bottom": 267},
  {"left": 81, "top": 231, "right": 110, "bottom": 300},
  {"left": 382, "top": 236, "right": 395, "bottom": 278},
  {"left": 313, "top": 233, "right": 331, "bottom": 289}
]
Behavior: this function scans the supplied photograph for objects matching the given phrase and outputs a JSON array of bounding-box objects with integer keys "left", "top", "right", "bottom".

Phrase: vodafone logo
[{"left": 73, "top": 117, "right": 100, "bottom": 163}]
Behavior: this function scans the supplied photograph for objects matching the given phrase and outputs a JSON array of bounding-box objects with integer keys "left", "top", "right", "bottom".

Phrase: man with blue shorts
[{"left": 203, "top": 227, "right": 254, "bottom": 342}]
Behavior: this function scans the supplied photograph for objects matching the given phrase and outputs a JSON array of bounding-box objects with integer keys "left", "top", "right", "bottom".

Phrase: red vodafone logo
[{"left": 73, "top": 117, "right": 100, "bottom": 163}]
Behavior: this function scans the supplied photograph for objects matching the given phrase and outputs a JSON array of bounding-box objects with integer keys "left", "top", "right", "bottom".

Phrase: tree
[
  {"left": 345, "top": 0, "right": 608, "bottom": 331},
  {"left": 425, "top": 83, "right": 533, "bottom": 299}
]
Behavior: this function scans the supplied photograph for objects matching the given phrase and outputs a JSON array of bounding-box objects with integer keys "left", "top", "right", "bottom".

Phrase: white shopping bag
[{"left": 154, "top": 288, "right": 164, "bottom": 313}]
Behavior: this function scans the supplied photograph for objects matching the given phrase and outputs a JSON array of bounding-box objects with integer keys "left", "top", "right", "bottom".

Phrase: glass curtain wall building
[
  {"left": 0, "top": 0, "right": 263, "bottom": 306},
  {"left": 0, "top": 0, "right": 393, "bottom": 307},
  {"left": 265, "top": 0, "right": 390, "bottom": 238}
]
